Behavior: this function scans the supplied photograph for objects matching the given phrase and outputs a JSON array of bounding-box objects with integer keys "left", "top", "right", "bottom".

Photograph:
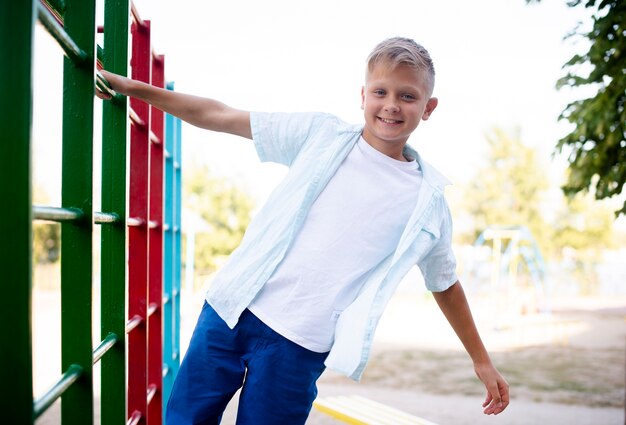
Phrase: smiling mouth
[{"left": 378, "top": 117, "right": 402, "bottom": 124}]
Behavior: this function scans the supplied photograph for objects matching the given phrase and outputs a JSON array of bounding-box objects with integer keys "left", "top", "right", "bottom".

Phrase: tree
[
  {"left": 32, "top": 184, "right": 60, "bottom": 264},
  {"left": 551, "top": 190, "right": 616, "bottom": 294},
  {"left": 462, "top": 127, "right": 617, "bottom": 294},
  {"left": 462, "top": 127, "right": 553, "bottom": 255},
  {"left": 184, "top": 165, "right": 255, "bottom": 274},
  {"left": 528, "top": 0, "right": 626, "bottom": 215}
]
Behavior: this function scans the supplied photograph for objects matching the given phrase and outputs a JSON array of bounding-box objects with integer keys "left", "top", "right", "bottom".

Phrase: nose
[{"left": 384, "top": 102, "right": 399, "bottom": 113}]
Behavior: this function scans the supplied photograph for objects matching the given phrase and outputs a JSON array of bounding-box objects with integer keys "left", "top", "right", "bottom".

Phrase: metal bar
[
  {"left": 173, "top": 98, "right": 183, "bottom": 393},
  {"left": 147, "top": 302, "right": 158, "bottom": 317},
  {"left": 126, "top": 315, "right": 143, "bottom": 334},
  {"left": 60, "top": 1, "right": 96, "bottom": 423},
  {"left": 92, "top": 333, "right": 118, "bottom": 364},
  {"left": 162, "top": 99, "right": 176, "bottom": 417},
  {"left": 147, "top": 50, "right": 165, "bottom": 425},
  {"left": 127, "top": 217, "right": 144, "bottom": 227},
  {"left": 100, "top": 5, "right": 130, "bottom": 424},
  {"left": 129, "top": 107, "right": 145, "bottom": 128},
  {"left": 39, "top": 0, "right": 63, "bottom": 26},
  {"left": 0, "top": 1, "right": 35, "bottom": 423},
  {"left": 130, "top": 2, "right": 144, "bottom": 27},
  {"left": 94, "top": 211, "right": 120, "bottom": 224},
  {"left": 128, "top": 17, "right": 151, "bottom": 423},
  {"left": 149, "top": 130, "right": 161, "bottom": 144},
  {"left": 127, "top": 411, "right": 142, "bottom": 425},
  {"left": 33, "top": 205, "right": 83, "bottom": 222},
  {"left": 33, "top": 364, "right": 83, "bottom": 419},
  {"left": 33, "top": 206, "right": 118, "bottom": 224},
  {"left": 146, "top": 384, "right": 157, "bottom": 405},
  {"left": 96, "top": 69, "right": 117, "bottom": 99},
  {"left": 96, "top": 44, "right": 104, "bottom": 68},
  {"left": 43, "top": 0, "right": 66, "bottom": 15},
  {"left": 36, "top": 2, "right": 88, "bottom": 65}
]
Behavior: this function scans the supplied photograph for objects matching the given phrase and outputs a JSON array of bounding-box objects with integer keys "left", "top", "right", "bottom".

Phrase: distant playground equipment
[
  {"left": 472, "top": 226, "right": 551, "bottom": 316},
  {"left": 2, "top": 1, "right": 182, "bottom": 424}
]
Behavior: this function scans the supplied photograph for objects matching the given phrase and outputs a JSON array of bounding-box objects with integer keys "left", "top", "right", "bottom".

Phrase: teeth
[{"left": 379, "top": 118, "right": 400, "bottom": 124}]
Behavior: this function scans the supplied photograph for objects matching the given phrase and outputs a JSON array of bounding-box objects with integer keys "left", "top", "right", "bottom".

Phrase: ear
[
  {"left": 360, "top": 86, "right": 365, "bottom": 110},
  {"left": 421, "top": 97, "right": 438, "bottom": 121}
]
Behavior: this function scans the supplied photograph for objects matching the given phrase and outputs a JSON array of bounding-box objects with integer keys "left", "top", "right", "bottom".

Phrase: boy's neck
[{"left": 361, "top": 132, "right": 409, "bottom": 162}]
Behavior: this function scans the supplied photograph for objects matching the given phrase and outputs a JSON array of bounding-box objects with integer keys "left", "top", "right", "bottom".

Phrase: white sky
[{"left": 32, "top": 0, "right": 593, "bottom": 208}]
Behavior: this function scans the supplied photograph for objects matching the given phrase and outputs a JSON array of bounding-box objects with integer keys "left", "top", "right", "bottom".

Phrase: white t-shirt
[{"left": 248, "top": 137, "right": 422, "bottom": 352}]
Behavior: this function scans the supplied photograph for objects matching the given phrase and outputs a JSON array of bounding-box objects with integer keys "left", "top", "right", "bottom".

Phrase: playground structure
[
  {"left": 1, "top": 1, "right": 182, "bottom": 424},
  {"left": 471, "top": 226, "right": 550, "bottom": 317}
]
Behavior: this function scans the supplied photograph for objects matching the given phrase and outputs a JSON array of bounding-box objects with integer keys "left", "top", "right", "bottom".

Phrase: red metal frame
[
  {"left": 128, "top": 17, "right": 151, "bottom": 424},
  {"left": 147, "top": 53, "right": 165, "bottom": 425},
  {"left": 128, "top": 11, "right": 167, "bottom": 423},
  {"left": 126, "top": 4, "right": 170, "bottom": 422}
]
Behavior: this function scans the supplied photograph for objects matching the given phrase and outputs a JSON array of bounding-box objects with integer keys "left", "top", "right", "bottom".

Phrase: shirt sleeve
[
  {"left": 250, "top": 111, "right": 331, "bottom": 166},
  {"left": 417, "top": 200, "right": 458, "bottom": 292}
]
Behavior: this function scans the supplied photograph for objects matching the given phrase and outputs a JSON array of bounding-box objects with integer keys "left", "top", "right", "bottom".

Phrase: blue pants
[{"left": 166, "top": 302, "right": 329, "bottom": 425}]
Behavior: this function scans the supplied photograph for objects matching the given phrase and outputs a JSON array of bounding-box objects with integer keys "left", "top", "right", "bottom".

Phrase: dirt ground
[
  {"left": 33, "top": 283, "right": 625, "bottom": 424},
  {"left": 305, "top": 291, "right": 626, "bottom": 425}
]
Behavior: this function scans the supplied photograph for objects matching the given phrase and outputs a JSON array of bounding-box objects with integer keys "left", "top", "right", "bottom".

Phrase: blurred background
[{"left": 31, "top": 0, "right": 625, "bottom": 424}]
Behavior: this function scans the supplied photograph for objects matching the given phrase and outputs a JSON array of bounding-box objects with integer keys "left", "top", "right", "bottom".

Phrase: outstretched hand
[
  {"left": 475, "top": 362, "right": 509, "bottom": 415},
  {"left": 96, "top": 70, "right": 128, "bottom": 100}
]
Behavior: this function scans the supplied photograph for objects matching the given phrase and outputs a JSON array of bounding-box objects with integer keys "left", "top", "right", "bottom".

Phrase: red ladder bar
[
  {"left": 128, "top": 16, "right": 151, "bottom": 424},
  {"left": 147, "top": 52, "right": 165, "bottom": 425}
]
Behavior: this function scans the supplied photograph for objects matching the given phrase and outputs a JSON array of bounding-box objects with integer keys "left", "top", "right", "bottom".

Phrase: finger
[
  {"left": 95, "top": 89, "right": 112, "bottom": 100},
  {"left": 482, "top": 392, "right": 492, "bottom": 408},
  {"left": 484, "top": 381, "right": 510, "bottom": 415},
  {"left": 483, "top": 385, "right": 503, "bottom": 415}
]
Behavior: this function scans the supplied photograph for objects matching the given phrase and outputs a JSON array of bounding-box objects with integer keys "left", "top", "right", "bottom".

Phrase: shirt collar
[
  {"left": 403, "top": 144, "right": 452, "bottom": 188},
  {"left": 346, "top": 124, "right": 452, "bottom": 189}
]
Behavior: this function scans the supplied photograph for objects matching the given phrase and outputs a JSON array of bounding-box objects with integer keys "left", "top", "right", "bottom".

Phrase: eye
[
  {"left": 373, "top": 89, "right": 386, "bottom": 96},
  {"left": 401, "top": 94, "right": 416, "bottom": 101}
]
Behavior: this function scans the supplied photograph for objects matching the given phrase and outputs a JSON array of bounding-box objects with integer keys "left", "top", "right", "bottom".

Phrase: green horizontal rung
[
  {"left": 33, "top": 333, "right": 117, "bottom": 419},
  {"left": 95, "top": 70, "right": 116, "bottom": 98},
  {"left": 92, "top": 333, "right": 118, "bottom": 364},
  {"left": 94, "top": 211, "right": 120, "bottom": 224},
  {"left": 33, "top": 205, "right": 83, "bottom": 222},
  {"left": 33, "top": 206, "right": 120, "bottom": 224},
  {"left": 37, "top": 2, "right": 87, "bottom": 65},
  {"left": 43, "top": 0, "right": 66, "bottom": 15},
  {"left": 33, "top": 364, "right": 83, "bottom": 419}
]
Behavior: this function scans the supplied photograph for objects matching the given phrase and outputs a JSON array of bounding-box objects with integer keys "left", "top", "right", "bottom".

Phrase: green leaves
[
  {"left": 184, "top": 165, "right": 255, "bottom": 276},
  {"left": 555, "top": 0, "right": 626, "bottom": 215}
]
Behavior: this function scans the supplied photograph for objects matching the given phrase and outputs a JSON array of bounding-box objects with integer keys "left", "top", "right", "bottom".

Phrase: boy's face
[{"left": 361, "top": 63, "right": 438, "bottom": 158}]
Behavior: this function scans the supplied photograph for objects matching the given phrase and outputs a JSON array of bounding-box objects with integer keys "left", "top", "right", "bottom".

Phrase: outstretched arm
[
  {"left": 97, "top": 70, "right": 251, "bottom": 139},
  {"left": 432, "top": 281, "right": 509, "bottom": 415}
]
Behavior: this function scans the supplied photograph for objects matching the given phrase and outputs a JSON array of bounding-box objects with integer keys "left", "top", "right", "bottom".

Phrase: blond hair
[{"left": 366, "top": 37, "right": 436, "bottom": 95}]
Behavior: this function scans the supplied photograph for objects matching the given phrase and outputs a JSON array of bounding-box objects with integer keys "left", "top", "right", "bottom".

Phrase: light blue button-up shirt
[{"left": 206, "top": 111, "right": 458, "bottom": 380}]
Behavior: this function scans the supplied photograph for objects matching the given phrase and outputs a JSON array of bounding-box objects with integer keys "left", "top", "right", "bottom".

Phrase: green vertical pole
[
  {"left": 60, "top": 1, "right": 96, "bottom": 424},
  {"left": 101, "top": 1, "right": 130, "bottom": 424},
  {"left": 0, "top": 1, "right": 35, "bottom": 423}
]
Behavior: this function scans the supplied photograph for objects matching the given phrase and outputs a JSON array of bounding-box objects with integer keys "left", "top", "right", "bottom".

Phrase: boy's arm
[
  {"left": 432, "top": 281, "right": 510, "bottom": 415},
  {"left": 97, "top": 70, "right": 252, "bottom": 139}
]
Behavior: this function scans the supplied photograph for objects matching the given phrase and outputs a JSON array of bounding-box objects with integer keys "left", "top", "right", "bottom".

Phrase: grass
[{"left": 322, "top": 345, "right": 625, "bottom": 408}]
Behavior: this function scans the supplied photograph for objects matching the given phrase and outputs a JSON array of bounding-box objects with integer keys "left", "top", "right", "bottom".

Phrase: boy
[{"left": 98, "top": 37, "right": 509, "bottom": 424}]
